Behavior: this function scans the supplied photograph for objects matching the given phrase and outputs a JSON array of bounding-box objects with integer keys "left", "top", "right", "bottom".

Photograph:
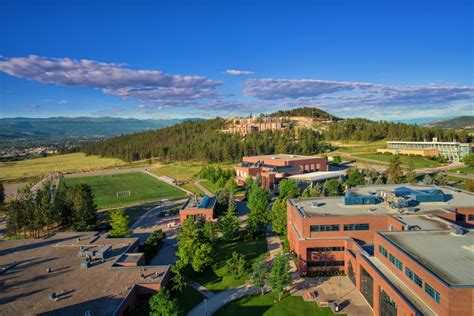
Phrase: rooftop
[
  {"left": 182, "top": 195, "right": 216, "bottom": 211},
  {"left": 243, "top": 154, "right": 323, "bottom": 162},
  {"left": 396, "top": 215, "right": 452, "bottom": 231},
  {"left": 380, "top": 230, "right": 474, "bottom": 286},
  {"left": 0, "top": 232, "right": 168, "bottom": 315},
  {"left": 291, "top": 184, "right": 473, "bottom": 218},
  {"left": 288, "top": 170, "right": 346, "bottom": 182}
]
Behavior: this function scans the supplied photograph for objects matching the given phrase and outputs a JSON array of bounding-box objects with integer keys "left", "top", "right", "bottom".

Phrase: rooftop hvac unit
[{"left": 312, "top": 202, "right": 320, "bottom": 208}]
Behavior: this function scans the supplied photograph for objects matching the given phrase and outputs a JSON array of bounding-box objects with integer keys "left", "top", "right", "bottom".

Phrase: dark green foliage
[
  {"left": 149, "top": 289, "right": 180, "bottom": 316},
  {"left": 0, "top": 182, "right": 4, "bottom": 207},
  {"left": 143, "top": 229, "right": 165, "bottom": 263},
  {"left": 176, "top": 218, "right": 214, "bottom": 272},
  {"left": 247, "top": 185, "right": 270, "bottom": 234},
  {"left": 250, "top": 255, "right": 267, "bottom": 295},
  {"left": 268, "top": 107, "right": 339, "bottom": 120},
  {"left": 463, "top": 154, "right": 474, "bottom": 167},
  {"left": 387, "top": 155, "right": 403, "bottom": 184},
  {"left": 323, "top": 179, "right": 342, "bottom": 196},
  {"left": 82, "top": 118, "right": 326, "bottom": 162},
  {"left": 270, "top": 252, "right": 291, "bottom": 301},
  {"left": 225, "top": 251, "right": 247, "bottom": 280},
  {"left": 346, "top": 169, "right": 365, "bottom": 187},
  {"left": 69, "top": 184, "right": 97, "bottom": 231},
  {"left": 219, "top": 201, "right": 240, "bottom": 241},
  {"left": 326, "top": 118, "right": 471, "bottom": 142}
]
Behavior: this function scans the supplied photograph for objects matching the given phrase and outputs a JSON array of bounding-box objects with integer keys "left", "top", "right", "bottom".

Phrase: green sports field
[{"left": 64, "top": 172, "right": 187, "bottom": 209}]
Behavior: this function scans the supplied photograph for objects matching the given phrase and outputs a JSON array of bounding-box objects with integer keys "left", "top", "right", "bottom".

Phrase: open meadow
[
  {"left": 0, "top": 153, "right": 124, "bottom": 179},
  {"left": 353, "top": 153, "right": 442, "bottom": 168},
  {"left": 64, "top": 172, "right": 187, "bottom": 209}
]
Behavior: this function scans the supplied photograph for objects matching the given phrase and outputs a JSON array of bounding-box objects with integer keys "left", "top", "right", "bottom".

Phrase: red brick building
[
  {"left": 234, "top": 154, "right": 328, "bottom": 190},
  {"left": 179, "top": 195, "right": 217, "bottom": 222},
  {"left": 287, "top": 184, "right": 474, "bottom": 316}
]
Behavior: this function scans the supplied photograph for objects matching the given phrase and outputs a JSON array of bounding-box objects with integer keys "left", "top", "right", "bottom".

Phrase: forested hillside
[
  {"left": 325, "top": 119, "right": 471, "bottom": 142},
  {"left": 82, "top": 118, "right": 326, "bottom": 162},
  {"left": 424, "top": 116, "right": 474, "bottom": 129},
  {"left": 268, "top": 107, "right": 339, "bottom": 120}
]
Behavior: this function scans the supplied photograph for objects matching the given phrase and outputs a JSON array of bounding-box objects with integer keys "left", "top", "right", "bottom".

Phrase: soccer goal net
[{"left": 116, "top": 190, "right": 131, "bottom": 198}]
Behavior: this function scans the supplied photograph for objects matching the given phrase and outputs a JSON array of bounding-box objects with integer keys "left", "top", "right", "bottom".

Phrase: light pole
[{"left": 204, "top": 298, "right": 207, "bottom": 316}]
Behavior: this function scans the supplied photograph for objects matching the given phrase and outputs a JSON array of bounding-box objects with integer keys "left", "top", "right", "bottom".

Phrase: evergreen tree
[
  {"left": 269, "top": 252, "right": 291, "bottom": 301},
  {"left": 70, "top": 184, "right": 97, "bottom": 231},
  {"left": 247, "top": 186, "right": 270, "bottom": 234},
  {"left": 387, "top": 155, "right": 403, "bottom": 184},
  {"left": 191, "top": 243, "right": 214, "bottom": 272},
  {"left": 203, "top": 220, "right": 218, "bottom": 244},
  {"left": 108, "top": 210, "right": 131, "bottom": 238},
  {"left": 423, "top": 174, "right": 434, "bottom": 185},
  {"left": 271, "top": 198, "right": 288, "bottom": 235},
  {"left": 250, "top": 255, "right": 267, "bottom": 295},
  {"left": 434, "top": 173, "right": 447, "bottom": 186},
  {"left": 225, "top": 251, "right": 247, "bottom": 279},
  {"left": 346, "top": 169, "right": 365, "bottom": 187},
  {"left": 219, "top": 204, "right": 240, "bottom": 241},
  {"left": 323, "top": 179, "right": 341, "bottom": 196},
  {"left": 277, "top": 179, "right": 298, "bottom": 199},
  {"left": 406, "top": 157, "right": 417, "bottom": 183},
  {"left": 149, "top": 289, "right": 180, "bottom": 316}
]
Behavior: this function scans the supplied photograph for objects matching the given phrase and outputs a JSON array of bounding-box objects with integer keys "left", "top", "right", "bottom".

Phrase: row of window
[
  {"left": 344, "top": 223, "right": 370, "bottom": 231},
  {"left": 379, "top": 245, "right": 441, "bottom": 304},
  {"left": 310, "top": 223, "right": 370, "bottom": 232},
  {"left": 468, "top": 214, "right": 474, "bottom": 221},
  {"left": 389, "top": 254, "right": 403, "bottom": 271},
  {"left": 307, "top": 260, "right": 345, "bottom": 267},
  {"left": 308, "top": 246, "right": 345, "bottom": 252}
]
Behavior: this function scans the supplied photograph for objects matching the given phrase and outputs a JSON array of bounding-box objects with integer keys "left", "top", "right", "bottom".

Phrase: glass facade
[
  {"left": 380, "top": 288, "right": 397, "bottom": 316},
  {"left": 360, "top": 267, "right": 374, "bottom": 307}
]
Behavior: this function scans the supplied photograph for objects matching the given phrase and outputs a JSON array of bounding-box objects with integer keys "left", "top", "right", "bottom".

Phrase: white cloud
[
  {"left": 0, "top": 55, "right": 222, "bottom": 106},
  {"left": 226, "top": 69, "right": 255, "bottom": 76}
]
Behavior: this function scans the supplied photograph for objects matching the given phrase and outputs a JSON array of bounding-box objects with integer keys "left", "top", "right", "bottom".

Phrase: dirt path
[{"left": 194, "top": 180, "right": 213, "bottom": 196}]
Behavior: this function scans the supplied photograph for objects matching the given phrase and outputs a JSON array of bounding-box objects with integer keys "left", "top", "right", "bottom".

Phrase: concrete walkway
[
  {"left": 185, "top": 277, "right": 216, "bottom": 299},
  {"left": 144, "top": 170, "right": 193, "bottom": 196},
  {"left": 187, "top": 284, "right": 262, "bottom": 316},
  {"left": 194, "top": 180, "right": 214, "bottom": 196}
]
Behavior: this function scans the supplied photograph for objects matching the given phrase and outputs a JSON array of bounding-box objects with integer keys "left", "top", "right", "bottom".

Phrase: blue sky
[{"left": 0, "top": 0, "right": 472, "bottom": 122}]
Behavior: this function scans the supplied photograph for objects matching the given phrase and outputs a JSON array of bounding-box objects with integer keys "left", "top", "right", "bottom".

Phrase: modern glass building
[{"left": 386, "top": 140, "right": 473, "bottom": 161}]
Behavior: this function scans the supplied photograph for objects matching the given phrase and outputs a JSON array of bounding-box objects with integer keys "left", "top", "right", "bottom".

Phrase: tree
[
  {"left": 219, "top": 205, "right": 240, "bottom": 241},
  {"left": 423, "top": 174, "right": 434, "bottom": 185},
  {"left": 247, "top": 186, "right": 270, "bottom": 234},
  {"left": 463, "top": 154, "right": 474, "bottom": 167},
  {"left": 0, "top": 182, "right": 4, "bottom": 207},
  {"left": 149, "top": 289, "right": 180, "bottom": 316},
  {"left": 271, "top": 198, "right": 287, "bottom": 235},
  {"left": 406, "top": 157, "right": 417, "bottom": 183},
  {"left": 170, "top": 264, "right": 186, "bottom": 293},
  {"left": 332, "top": 156, "right": 342, "bottom": 165},
  {"left": 269, "top": 252, "right": 291, "bottom": 301},
  {"left": 176, "top": 218, "right": 202, "bottom": 267},
  {"left": 70, "top": 184, "right": 97, "bottom": 231},
  {"left": 323, "top": 179, "right": 341, "bottom": 196},
  {"left": 225, "top": 251, "right": 247, "bottom": 279},
  {"left": 203, "top": 220, "right": 218, "bottom": 244},
  {"left": 250, "top": 255, "right": 267, "bottom": 295},
  {"left": 346, "top": 169, "right": 365, "bottom": 187},
  {"left": 191, "top": 242, "right": 214, "bottom": 272},
  {"left": 108, "top": 210, "right": 131, "bottom": 238},
  {"left": 434, "top": 173, "right": 447, "bottom": 186},
  {"left": 466, "top": 179, "right": 474, "bottom": 192},
  {"left": 277, "top": 179, "right": 298, "bottom": 199},
  {"left": 387, "top": 155, "right": 403, "bottom": 184}
]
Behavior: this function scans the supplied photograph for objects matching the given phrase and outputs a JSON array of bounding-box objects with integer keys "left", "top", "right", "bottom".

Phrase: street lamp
[{"left": 204, "top": 298, "right": 207, "bottom": 316}]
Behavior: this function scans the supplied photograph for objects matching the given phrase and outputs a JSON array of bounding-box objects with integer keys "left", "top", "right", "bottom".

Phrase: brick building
[
  {"left": 234, "top": 154, "right": 328, "bottom": 190},
  {"left": 179, "top": 195, "right": 217, "bottom": 222},
  {"left": 287, "top": 184, "right": 474, "bottom": 316}
]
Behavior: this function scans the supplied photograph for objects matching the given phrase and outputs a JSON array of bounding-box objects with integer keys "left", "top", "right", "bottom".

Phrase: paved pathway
[
  {"left": 194, "top": 180, "right": 214, "bottom": 196},
  {"left": 185, "top": 276, "right": 216, "bottom": 299},
  {"left": 187, "top": 284, "right": 262, "bottom": 316},
  {"left": 144, "top": 170, "right": 193, "bottom": 196}
]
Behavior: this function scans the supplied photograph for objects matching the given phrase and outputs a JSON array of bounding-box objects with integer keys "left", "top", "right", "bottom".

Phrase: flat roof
[
  {"left": 397, "top": 215, "right": 451, "bottom": 231},
  {"left": 381, "top": 230, "right": 474, "bottom": 286},
  {"left": 291, "top": 196, "right": 396, "bottom": 217},
  {"left": 243, "top": 154, "right": 323, "bottom": 161},
  {"left": 387, "top": 141, "right": 471, "bottom": 146},
  {"left": 0, "top": 232, "right": 168, "bottom": 315},
  {"left": 290, "top": 184, "right": 473, "bottom": 217},
  {"left": 182, "top": 195, "right": 216, "bottom": 211},
  {"left": 351, "top": 184, "right": 474, "bottom": 210},
  {"left": 288, "top": 170, "right": 346, "bottom": 182}
]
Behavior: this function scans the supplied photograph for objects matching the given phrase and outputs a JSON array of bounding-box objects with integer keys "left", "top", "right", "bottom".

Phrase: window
[
  {"left": 344, "top": 223, "right": 370, "bottom": 231},
  {"left": 309, "top": 246, "right": 345, "bottom": 252},
  {"left": 310, "top": 224, "right": 340, "bottom": 232},
  {"left": 389, "top": 254, "right": 403, "bottom": 271},
  {"left": 308, "top": 260, "right": 345, "bottom": 267},
  {"left": 380, "top": 289, "right": 397, "bottom": 316},
  {"left": 425, "top": 283, "right": 441, "bottom": 304},
  {"left": 406, "top": 267, "right": 423, "bottom": 288},
  {"left": 468, "top": 214, "right": 474, "bottom": 221},
  {"left": 379, "top": 245, "right": 388, "bottom": 257}
]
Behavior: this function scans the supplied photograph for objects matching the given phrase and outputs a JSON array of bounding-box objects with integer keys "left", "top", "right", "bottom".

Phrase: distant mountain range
[
  {"left": 423, "top": 116, "right": 474, "bottom": 129},
  {"left": 0, "top": 117, "right": 198, "bottom": 148}
]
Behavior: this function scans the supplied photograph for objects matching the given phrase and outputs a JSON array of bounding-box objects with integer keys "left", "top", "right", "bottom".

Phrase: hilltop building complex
[
  {"left": 234, "top": 154, "right": 328, "bottom": 190},
  {"left": 287, "top": 184, "right": 474, "bottom": 316}
]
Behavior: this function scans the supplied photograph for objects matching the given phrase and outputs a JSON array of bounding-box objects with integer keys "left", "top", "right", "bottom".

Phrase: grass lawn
[
  {"left": 353, "top": 153, "right": 441, "bottom": 168},
  {"left": 215, "top": 292, "right": 342, "bottom": 316},
  {"left": 172, "top": 283, "right": 206, "bottom": 315},
  {"left": 200, "top": 179, "right": 221, "bottom": 194},
  {"left": 330, "top": 140, "right": 386, "bottom": 154},
  {"left": 150, "top": 162, "right": 236, "bottom": 182},
  {"left": 64, "top": 172, "right": 187, "bottom": 209},
  {"left": 182, "top": 182, "right": 205, "bottom": 196},
  {"left": 186, "top": 237, "right": 268, "bottom": 292},
  {"left": 449, "top": 166, "right": 474, "bottom": 174},
  {"left": 0, "top": 153, "right": 124, "bottom": 179}
]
